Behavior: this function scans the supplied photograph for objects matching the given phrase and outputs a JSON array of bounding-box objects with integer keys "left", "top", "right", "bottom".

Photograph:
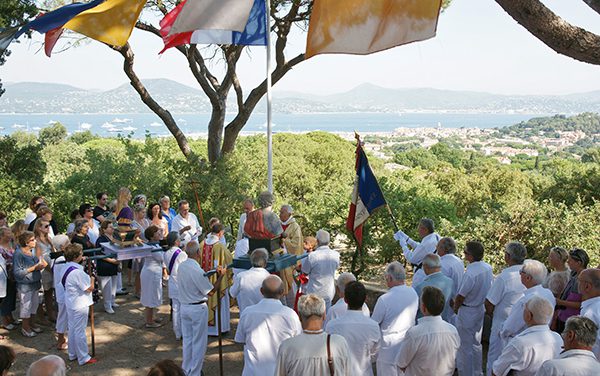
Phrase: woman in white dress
[{"left": 141, "top": 226, "right": 166, "bottom": 328}]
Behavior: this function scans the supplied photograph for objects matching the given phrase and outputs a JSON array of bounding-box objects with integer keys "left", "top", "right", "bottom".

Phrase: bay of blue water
[{"left": 0, "top": 112, "right": 541, "bottom": 138}]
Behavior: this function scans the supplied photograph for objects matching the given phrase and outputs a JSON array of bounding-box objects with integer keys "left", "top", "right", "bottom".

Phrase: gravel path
[{"left": 4, "top": 289, "right": 245, "bottom": 375}]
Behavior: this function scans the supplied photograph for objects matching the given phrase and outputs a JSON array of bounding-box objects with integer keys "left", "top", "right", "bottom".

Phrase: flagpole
[{"left": 266, "top": 0, "right": 273, "bottom": 193}]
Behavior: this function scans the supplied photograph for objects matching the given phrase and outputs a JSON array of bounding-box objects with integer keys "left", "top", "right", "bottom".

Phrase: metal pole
[{"left": 266, "top": 0, "right": 273, "bottom": 193}]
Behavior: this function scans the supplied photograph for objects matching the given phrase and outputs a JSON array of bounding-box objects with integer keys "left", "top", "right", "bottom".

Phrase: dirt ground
[{"left": 4, "top": 287, "right": 245, "bottom": 376}]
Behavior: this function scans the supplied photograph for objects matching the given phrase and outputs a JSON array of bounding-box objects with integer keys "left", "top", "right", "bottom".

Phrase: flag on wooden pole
[
  {"left": 306, "top": 0, "right": 443, "bottom": 58},
  {"left": 346, "top": 134, "right": 386, "bottom": 247}
]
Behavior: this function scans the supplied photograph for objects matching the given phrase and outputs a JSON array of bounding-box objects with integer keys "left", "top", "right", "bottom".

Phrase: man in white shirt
[
  {"left": 500, "top": 259, "right": 555, "bottom": 346},
  {"left": 397, "top": 285, "right": 460, "bottom": 376},
  {"left": 436, "top": 237, "right": 464, "bottom": 324},
  {"left": 453, "top": 241, "right": 493, "bottom": 376},
  {"left": 485, "top": 241, "right": 527, "bottom": 376},
  {"left": 177, "top": 240, "right": 226, "bottom": 376},
  {"left": 163, "top": 231, "right": 188, "bottom": 340},
  {"left": 579, "top": 268, "right": 600, "bottom": 359},
  {"left": 326, "top": 281, "right": 380, "bottom": 376},
  {"left": 233, "top": 236, "right": 249, "bottom": 275},
  {"left": 536, "top": 315, "right": 600, "bottom": 376},
  {"left": 237, "top": 198, "right": 254, "bottom": 241},
  {"left": 63, "top": 244, "right": 96, "bottom": 366},
  {"left": 394, "top": 218, "right": 440, "bottom": 287},
  {"left": 371, "top": 261, "right": 419, "bottom": 376},
  {"left": 230, "top": 248, "right": 270, "bottom": 314},
  {"left": 492, "top": 296, "right": 562, "bottom": 376},
  {"left": 171, "top": 200, "right": 202, "bottom": 247},
  {"left": 301, "top": 229, "right": 340, "bottom": 312},
  {"left": 326, "top": 272, "right": 369, "bottom": 324},
  {"left": 275, "top": 294, "right": 350, "bottom": 376},
  {"left": 235, "top": 275, "right": 302, "bottom": 376}
]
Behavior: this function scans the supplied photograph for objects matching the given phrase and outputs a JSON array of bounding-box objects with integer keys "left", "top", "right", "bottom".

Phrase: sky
[{"left": 2, "top": 0, "right": 600, "bottom": 96}]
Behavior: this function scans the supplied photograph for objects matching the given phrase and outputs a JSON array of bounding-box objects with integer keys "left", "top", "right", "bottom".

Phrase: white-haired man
[
  {"left": 235, "top": 275, "right": 302, "bottom": 376},
  {"left": 485, "top": 241, "right": 527, "bottom": 376},
  {"left": 230, "top": 248, "right": 270, "bottom": 314},
  {"left": 275, "top": 294, "right": 350, "bottom": 376},
  {"left": 579, "top": 268, "right": 600, "bottom": 359},
  {"left": 326, "top": 281, "right": 381, "bottom": 376},
  {"left": 492, "top": 296, "right": 562, "bottom": 376},
  {"left": 536, "top": 316, "right": 600, "bottom": 375},
  {"left": 414, "top": 254, "right": 454, "bottom": 322},
  {"left": 500, "top": 259, "right": 555, "bottom": 346},
  {"left": 301, "top": 229, "right": 340, "bottom": 312},
  {"left": 371, "top": 261, "right": 419, "bottom": 376},
  {"left": 178, "top": 240, "right": 226, "bottom": 376},
  {"left": 394, "top": 218, "right": 440, "bottom": 287},
  {"left": 436, "top": 237, "right": 464, "bottom": 324},
  {"left": 326, "top": 272, "right": 369, "bottom": 324},
  {"left": 279, "top": 204, "right": 303, "bottom": 307},
  {"left": 26, "top": 354, "right": 67, "bottom": 376}
]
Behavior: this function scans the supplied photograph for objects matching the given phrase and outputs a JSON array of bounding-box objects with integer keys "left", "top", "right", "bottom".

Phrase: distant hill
[
  {"left": 500, "top": 113, "right": 600, "bottom": 137},
  {"left": 1, "top": 80, "right": 600, "bottom": 114}
]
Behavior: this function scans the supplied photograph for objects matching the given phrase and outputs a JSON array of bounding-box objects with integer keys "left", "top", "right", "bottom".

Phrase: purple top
[{"left": 117, "top": 206, "right": 134, "bottom": 228}]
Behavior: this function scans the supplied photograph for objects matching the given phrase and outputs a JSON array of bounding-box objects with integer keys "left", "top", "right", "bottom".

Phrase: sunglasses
[{"left": 42, "top": 224, "right": 50, "bottom": 229}]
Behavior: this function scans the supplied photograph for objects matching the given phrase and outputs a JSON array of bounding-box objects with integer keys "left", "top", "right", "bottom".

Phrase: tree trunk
[
  {"left": 496, "top": 0, "right": 600, "bottom": 65},
  {"left": 207, "top": 102, "right": 226, "bottom": 164},
  {"left": 115, "top": 44, "right": 193, "bottom": 158},
  {"left": 583, "top": 0, "right": 600, "bottom": 15}
]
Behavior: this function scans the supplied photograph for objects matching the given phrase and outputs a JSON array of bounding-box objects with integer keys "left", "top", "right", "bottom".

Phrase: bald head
[
  {"left": 579, "top": 268, "right": 600, "bottom": 300},
  {"left": 261, "top": 275, "right": 284, "bottom": 299},
  {"left": 26, "top": 355, "right": 66, "bottom": 376}
]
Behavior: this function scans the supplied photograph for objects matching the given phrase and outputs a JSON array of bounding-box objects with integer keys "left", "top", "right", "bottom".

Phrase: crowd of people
[{"left": 0, "top": 192, "right": 599, "bottom": 376}]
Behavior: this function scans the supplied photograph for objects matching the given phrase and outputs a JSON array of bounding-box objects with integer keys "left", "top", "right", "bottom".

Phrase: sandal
[
  {"left": 21, "top": 329, "right": 37, "bottom": 337},
  {"left": 31, "top": 327, "right": 43, "bottom": 333},
  {"left": 84, "top": 358, "right": 98, "bottom": 365}
]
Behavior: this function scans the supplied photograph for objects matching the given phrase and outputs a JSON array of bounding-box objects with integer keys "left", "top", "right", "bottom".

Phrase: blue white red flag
[
  {"left": 346, "top": 137, "right": 386, "bottom": 247},
  {"left": 159, "top": 0, "right": 267, "bottom": 53}
]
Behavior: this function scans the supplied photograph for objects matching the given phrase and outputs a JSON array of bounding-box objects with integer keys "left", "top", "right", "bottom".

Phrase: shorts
[{"left": 19, "top": 289, "right": 40, "bottom": 318}]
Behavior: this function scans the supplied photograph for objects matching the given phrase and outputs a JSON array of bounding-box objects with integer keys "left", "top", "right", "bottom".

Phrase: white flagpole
[{"left": 266, "top": 0, "right": 273, "bottom": 193}]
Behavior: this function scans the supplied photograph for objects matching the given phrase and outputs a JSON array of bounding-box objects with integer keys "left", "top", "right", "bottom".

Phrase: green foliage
[
  {"left": 38, "top": 122, "right": 67, "bottom": 146},
  {"left": 0, "top": 130, "right": 598, "bottom": 277},
  {"left": 582, "top": 147, "right": 600, "bottom": 163},
  {"left": 68, "top": 130, "right": 99, "bottom": 145},
  {"left": 500, "top": 113, "right": 600, "bottom": 139}
]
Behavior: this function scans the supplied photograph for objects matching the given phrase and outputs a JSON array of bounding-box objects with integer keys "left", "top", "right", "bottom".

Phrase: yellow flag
[
  {"left": 306, "top": 0, "right": 442, "bottom": 58},
  {"left": 64, "top": 0, "right": 146, "bottom": 47}
]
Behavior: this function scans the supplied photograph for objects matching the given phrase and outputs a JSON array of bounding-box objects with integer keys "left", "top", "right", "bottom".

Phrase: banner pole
[{"left": 266, "top": 0, "right": 273, "bottom": 193}]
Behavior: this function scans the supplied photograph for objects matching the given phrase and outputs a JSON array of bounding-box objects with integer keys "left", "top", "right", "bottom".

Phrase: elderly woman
[
  {"left": 148, "top": 203, "right": 168, "bottom": 239},
  {"left": 13, "top": 231, "right": 46, "bottom": 337},
  {"left": 33, "top": 219, "right": 56, "bottom": 322},
  {"left": 141, "top": 226, "right": 166, "bottom": 328},
  {"left": 71, "top": 219, "right": 94, "bottom": 250},
  {"left": 555, "top": 248, "right": 590, "bottom": 332},
  {"left": 96, "top": 221, "right": 119, "bottom": 314},
  {"left": 159, "top": 196, "right": 177, "bottom": 231},
  {"left": 544, "top": 246, "right": 570, "bottom": 297},
  {"left": 0, "top": 228, "right": 17, "bottom": 330}
]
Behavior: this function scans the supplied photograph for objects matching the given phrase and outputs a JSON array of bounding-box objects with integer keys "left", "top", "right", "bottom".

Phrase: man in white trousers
[
  {"left": 178, "top": 241, "right": 226, "bottom": 376},
  {"left": 453, "top": 241, "right": 493, "bottom": 376},
  {"left": 163, "top": 231, "right": 188, "bottom": 340},
  {"left": 63, "top": 244, "right": 96, "bottom": 366},
  {"left": 371, "top": 261, "right": 419, "bottom": 376}
]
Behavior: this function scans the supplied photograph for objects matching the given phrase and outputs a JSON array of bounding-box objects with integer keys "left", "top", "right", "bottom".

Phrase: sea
[{"left": 0, "top": 112, "right": 543, "bottom": 138}]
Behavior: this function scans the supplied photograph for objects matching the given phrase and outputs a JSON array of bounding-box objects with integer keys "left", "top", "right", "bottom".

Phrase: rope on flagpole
[{"left": 266, "top": 0, "right": 273, "bottom": 193}]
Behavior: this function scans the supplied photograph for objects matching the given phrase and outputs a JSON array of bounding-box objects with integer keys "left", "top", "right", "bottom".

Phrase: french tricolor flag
[
  {"left": 159, "top": 0, "right": 267, "bottom": 54},
  {"left": 346, "top": 137, "right": 386, "bottom": 247}
]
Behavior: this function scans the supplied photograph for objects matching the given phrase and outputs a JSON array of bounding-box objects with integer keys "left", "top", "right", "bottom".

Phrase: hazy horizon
[{"left": 2, "top": 0, "right": 600, "bottom": 96}]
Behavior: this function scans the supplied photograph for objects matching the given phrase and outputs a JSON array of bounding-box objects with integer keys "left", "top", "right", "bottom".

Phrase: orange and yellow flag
[
  {"left": 306, "top": 0, "right": 442, "bottom": 58},
  {"left": 64, "top": 0, "right": 146, "bottom": 47}
]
